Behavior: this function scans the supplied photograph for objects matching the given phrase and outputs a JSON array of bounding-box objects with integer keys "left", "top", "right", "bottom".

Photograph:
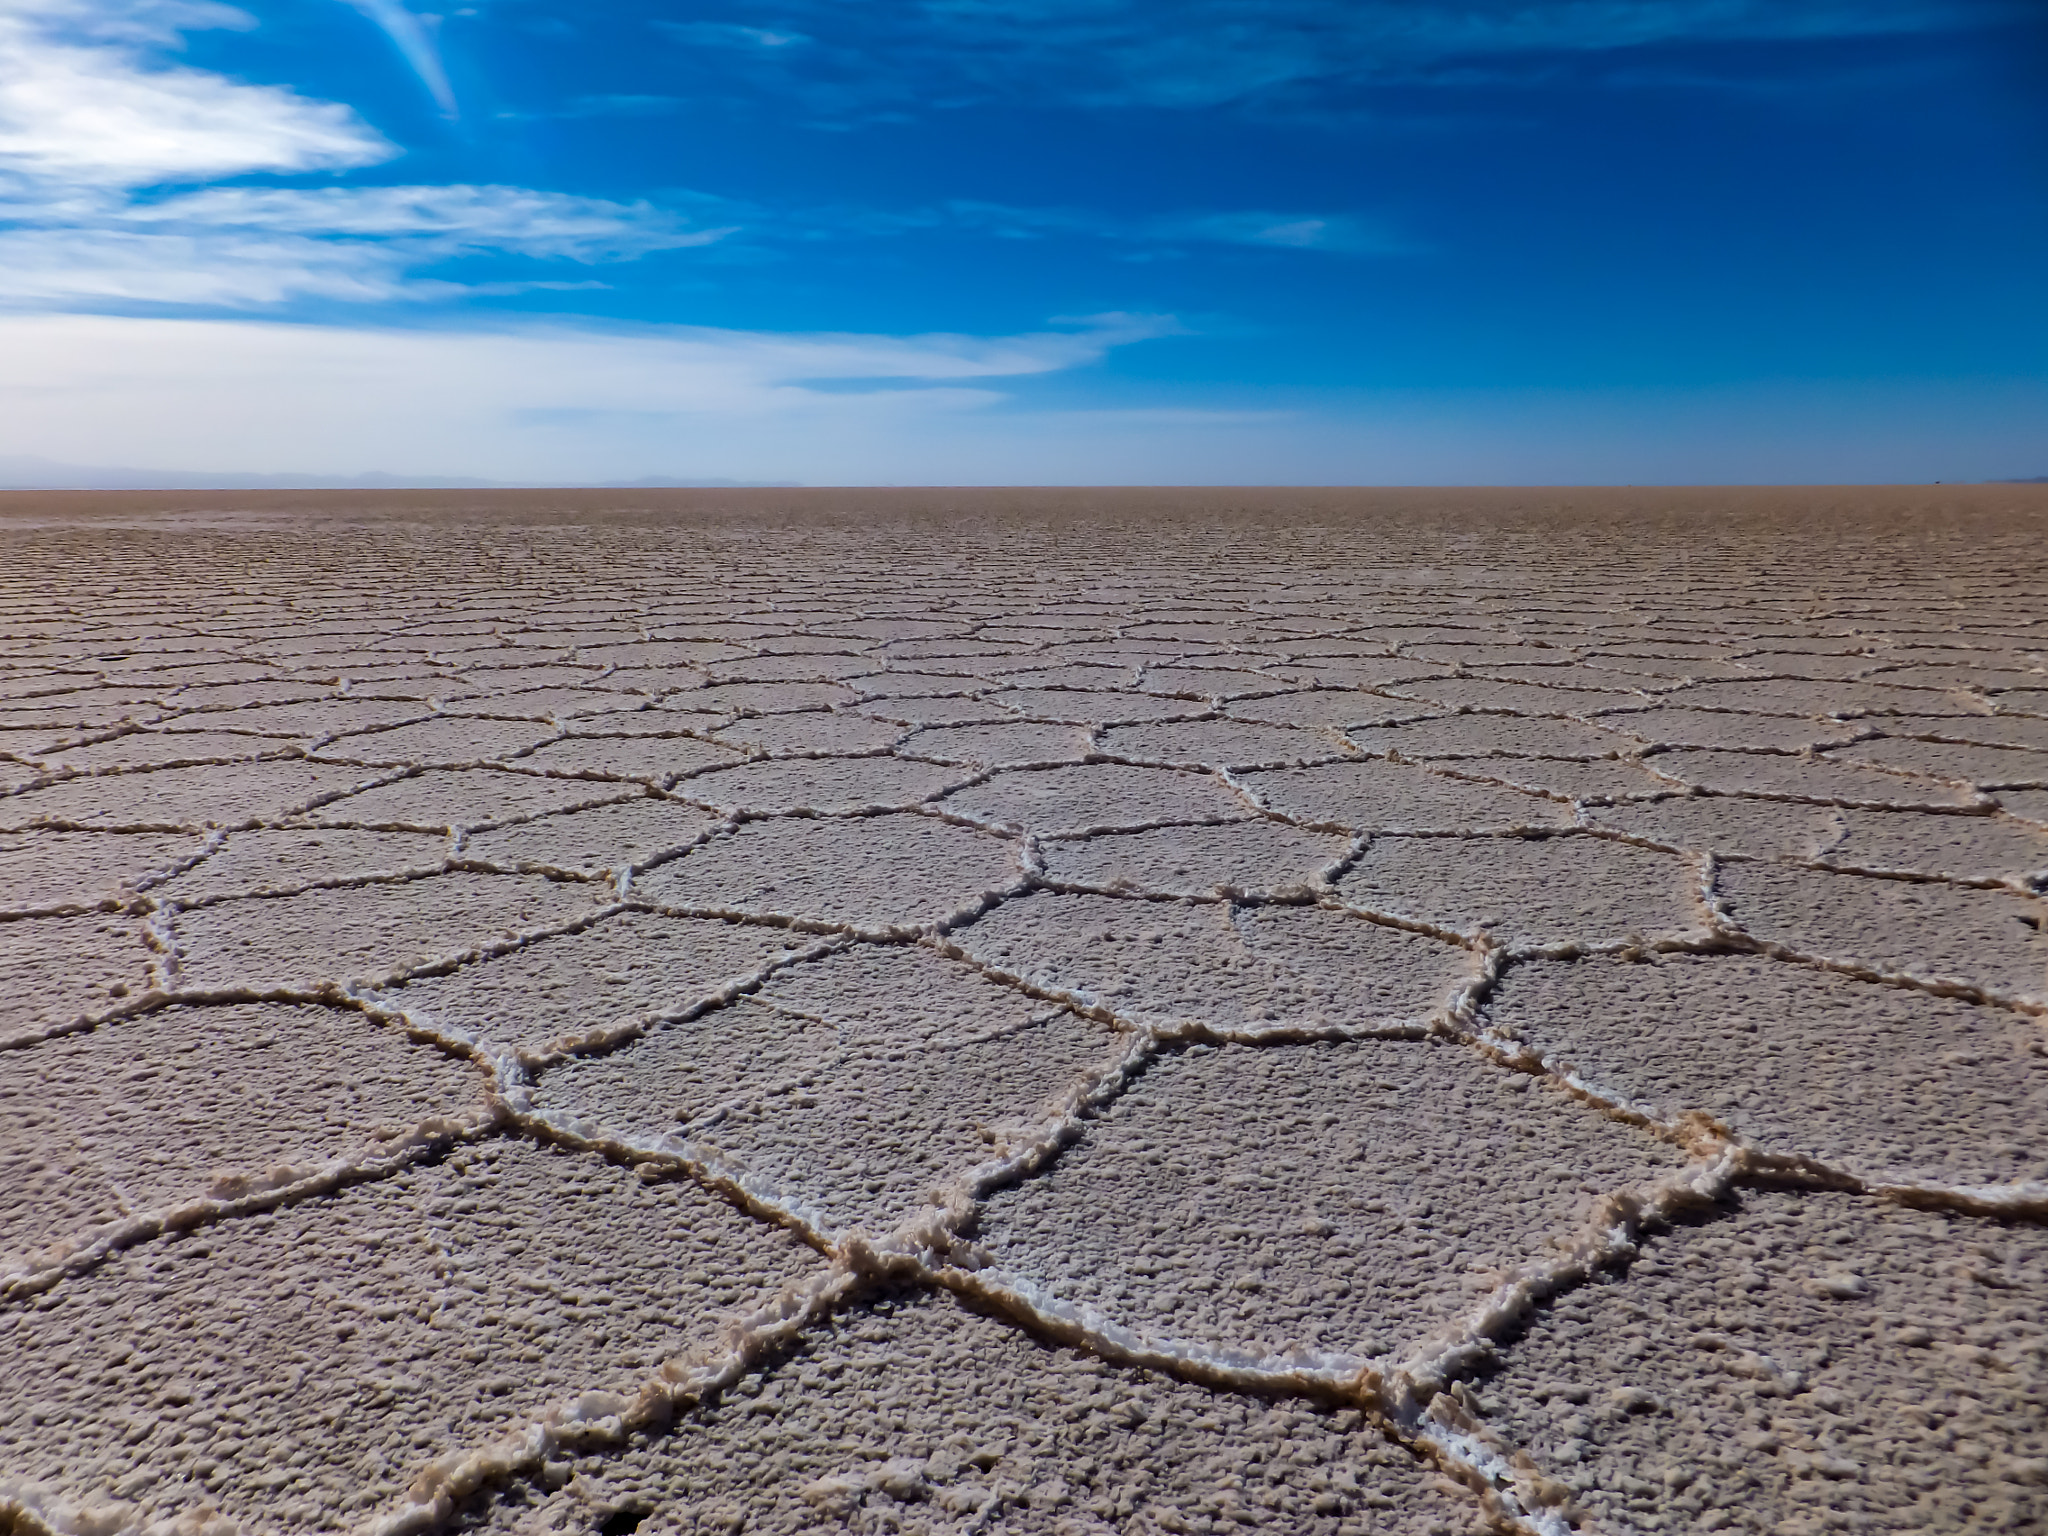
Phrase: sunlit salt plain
[{"left": 2, "top": 487, "right": 2046, "bottom": 1536}]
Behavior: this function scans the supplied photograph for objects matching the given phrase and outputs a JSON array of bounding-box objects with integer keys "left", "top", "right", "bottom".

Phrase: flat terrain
[{"left": 2, "top": 486, "right": 2046, "bottom": 1536}]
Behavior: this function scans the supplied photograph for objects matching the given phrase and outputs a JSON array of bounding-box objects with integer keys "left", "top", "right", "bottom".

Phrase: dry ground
[{"left": 2, "top": 487, "right": 2046, "bottom": 1536}]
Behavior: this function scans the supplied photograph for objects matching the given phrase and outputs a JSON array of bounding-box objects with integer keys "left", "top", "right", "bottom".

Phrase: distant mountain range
[
  {"left": 0, "top": 455, "right": 798, "bottom": 490},
  {"left": 1993, "top": 476, "right": 2048, "bottom": 484}
]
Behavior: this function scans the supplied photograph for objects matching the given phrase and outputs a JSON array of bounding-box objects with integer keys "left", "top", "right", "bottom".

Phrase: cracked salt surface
[{"left": 2, "top": 486, "right": 2046, "bottom": 1536}]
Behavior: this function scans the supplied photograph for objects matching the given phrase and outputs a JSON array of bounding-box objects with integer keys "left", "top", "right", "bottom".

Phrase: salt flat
[{"left": 1, "top": 485, "right": 2045, "bottom": 1536}]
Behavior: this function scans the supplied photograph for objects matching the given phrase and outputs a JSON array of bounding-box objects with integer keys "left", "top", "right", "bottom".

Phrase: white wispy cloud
[
  {"left": 0, "top": 226, "right": 423, "bottom": 304},
  {"left": 0, "top": 311, "right": 1182, "bottom": 479},
  {"left": 0, "top": 0, "right": 391, "bottom": 186}
]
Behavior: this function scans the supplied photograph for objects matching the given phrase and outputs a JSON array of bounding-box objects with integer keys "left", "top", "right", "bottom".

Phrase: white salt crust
[{"left": 2, "top": 500, "right": 2046, "bottom": 1536}]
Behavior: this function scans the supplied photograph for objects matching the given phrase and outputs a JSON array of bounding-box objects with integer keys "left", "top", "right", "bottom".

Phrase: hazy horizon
[{"left": 1, "top": 454, "right": 2043, "bottom": 490}]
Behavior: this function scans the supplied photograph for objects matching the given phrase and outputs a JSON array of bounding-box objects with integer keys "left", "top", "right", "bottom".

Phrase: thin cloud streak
[
  {"left": 653, "top": 20, "right": 810, "bottom": 51},
  {"left": 121, "top": 184, "right": 737, "bottom": 258},
  {"left": 337, "top": 0, "right": 458, "bottom": 119},
  {"left": 0, "top": 185, "right": 737, "bottom": 308},
  {"left": 812, "top": 200, "right": 1408, "bottom": 256},
  {"left": 646, "top": 0, "right": 2031, "bottom": 121}
]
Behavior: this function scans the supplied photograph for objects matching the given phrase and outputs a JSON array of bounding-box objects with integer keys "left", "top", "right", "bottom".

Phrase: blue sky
[{"left": 0, "top": 0, "right": 2042, "bottom": 483}]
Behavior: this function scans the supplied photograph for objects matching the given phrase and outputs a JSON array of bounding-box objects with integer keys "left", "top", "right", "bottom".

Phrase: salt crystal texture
[{"left": 3, "top": 486, "right": 2045, "bottom": 1536}]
